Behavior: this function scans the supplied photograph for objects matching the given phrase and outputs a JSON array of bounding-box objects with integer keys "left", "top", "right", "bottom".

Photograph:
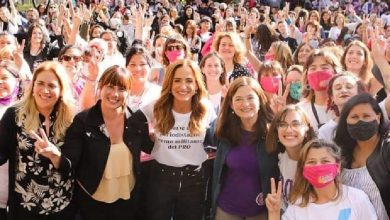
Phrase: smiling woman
[
  {"left": 212, "top": 77, "right": 278, "bottom": 220},
  {"left": 0, "top": 61, "right": 77, "bottom": 220}
]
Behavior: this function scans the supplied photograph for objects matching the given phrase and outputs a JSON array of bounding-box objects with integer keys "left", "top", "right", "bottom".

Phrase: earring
[{"left": 232, "top": 110, "right": 235, "bottom": 114}]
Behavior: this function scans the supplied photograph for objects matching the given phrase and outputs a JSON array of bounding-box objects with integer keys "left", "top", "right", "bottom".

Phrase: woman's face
[
  {"left": 309, "top": 13, "right": 318, "bottom": 22},
  {"left": 336, "top": 15, "right": 344, "bottom": 26},
  {"left": 304, "top": 147, "right": 337, "bottom": 166},
  {"left": 171, "top": 65, "right": 198, "bottom": 103},
  {"left": 127, "top": 54, "right": 151, "bottom": 84},
  {"left": 298, "top": 44, "right": 312, "bottom": 65},
  {"left": 344, "top": 45, "right": 365, "bottom": 73},
  {"left": 346, "top": 103, "right": 380, "bottom": 125},
  {"left": 286, "top": 70, "right": 302, "bottom": 84},
  {"left": 31, "top": 27, "right": 43, "bottom": 44},
  {"left": 218, "top": 36, "right": 236, "bottom": 60},
  {"left": 202, "top": 56, "right": 223, "bottom": 82},
  {"left": 332, "top": 75, "right": 358, "bottom": 108},
  {"left": 33, "top": 70, "right": 61, "bottom": 112},
  {"left": 0, "top": 68, "right": 17, "bottom": 99},
  {"left": 155, "top": 37, "right": 166, "bottom": 58},
  {"left": 231, "top": 85, "right": 260, "bottom": 122},
  {"left": 185, "top": 8, "right": 193, "bottom": 17},
  {"left": 322, "top": 12, "right": 330, "bottom": 21},
  {"left": 61, "top": 48, "right": 83, "bottom": 77},
  {"left": 277, "top": 111, "right": 308, "bottom": 150},
  {"left": 307, "top": 24, "right": 317, "bottom": 35},
  {"left": 186, "top": 25, "right": 194, "bottom": 36},
  {"left": 307, "top": 56, "right": 333, "bottom": 74},
  {"left": 92, "top": 27, "right": 103, "bottom": 39},
  {"left": 100, "top": 83, "right": 128, "bottom": 110}
]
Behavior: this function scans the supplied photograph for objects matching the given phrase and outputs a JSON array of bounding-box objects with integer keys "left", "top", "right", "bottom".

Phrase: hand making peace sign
[{"left": 31, "top": 128, "right": 61, "bottom": 168}]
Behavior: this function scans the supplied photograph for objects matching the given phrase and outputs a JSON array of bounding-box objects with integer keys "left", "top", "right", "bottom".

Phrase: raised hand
[
  {"left": 265, "top": 177, "right": 282, "bottom": 214},
  {"left": 271, "top": 82, "right": 289, "bottom": 113},
  {"left": 31, "top": 128, "right": 61, "bottom": 165},
  {"left": 13, "top": 39, "right": 25, "bottom": 72}
]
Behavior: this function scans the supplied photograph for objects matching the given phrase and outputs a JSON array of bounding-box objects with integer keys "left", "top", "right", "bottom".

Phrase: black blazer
[{"left": 58, "top": 100, "right": 153, "bottom": 196}]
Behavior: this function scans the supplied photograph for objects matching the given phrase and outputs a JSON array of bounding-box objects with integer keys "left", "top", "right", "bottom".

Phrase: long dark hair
[{"left": 334, "top": 93, "right": 386, "bottom": 168}]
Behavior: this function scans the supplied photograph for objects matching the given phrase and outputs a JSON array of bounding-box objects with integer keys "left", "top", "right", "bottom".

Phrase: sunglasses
[
  {"left": 62, "top": 55, "right": 83, "bottom": 62},
  {"left": 167, "top": 45, "right": 184, "bottom": 51}
]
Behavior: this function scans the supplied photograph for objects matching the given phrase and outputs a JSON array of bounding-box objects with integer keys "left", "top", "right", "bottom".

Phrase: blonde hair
[
  {"left": 271, "top": 41, "right": 293, "bottom": 70},
  {"left": 0, "top": 45, "right": 15, "bottom": 61},
  {"left": 153, "top": 59, "right": 208, "bottom": 135},
  {"left": 212, "top": 32, "right": 247, "bottom": 65},
  {"left": 15, "top": 61, "right": 76, "bottom": 141}
]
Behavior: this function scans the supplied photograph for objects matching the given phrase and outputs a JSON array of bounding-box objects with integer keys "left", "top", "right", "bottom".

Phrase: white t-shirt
[
  {"left": 283, "top": 185, "right": 377, "bottom": 220},
  {"left": 141, "top": 100, "right": 216, "bottom": 167},
  {"left": 127, "top": 83, "right": 161, "bottom": 112},
  {"left": 379, "top": 99, "right": 389, "bottom": 124},
  {"left": 297, "top": 101, "right": 334, "bottom": 133},
  {"left": 318, "top": 119, "right": 338, "bottom": 142},
  {"left": 278, "top": 151, "right": 297, "bottom": 211},
  {"left": 208, "top": 92, "right": 222, "bottom": 113}
]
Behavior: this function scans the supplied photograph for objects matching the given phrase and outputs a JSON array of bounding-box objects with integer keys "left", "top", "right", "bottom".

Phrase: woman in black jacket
[{"left": 334, "top": 93, "right": 390, "bottom": 220}]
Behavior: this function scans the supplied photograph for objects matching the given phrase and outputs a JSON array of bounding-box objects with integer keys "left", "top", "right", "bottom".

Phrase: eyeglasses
[
  {"left": 167, "top": 45, "right": 184, "bottom": 51},
  {"left": 62, "top": 55, "right": 83, "bottom": 62},
  {"left": 277, "top": 121, "right": 304, "bottom": 130}
]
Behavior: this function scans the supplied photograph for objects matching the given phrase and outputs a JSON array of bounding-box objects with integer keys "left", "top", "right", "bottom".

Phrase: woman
[
  {"left": 285, "top": 65, "right": 304, "bottom": 104},
  {"left": 183, "top": 20, "right": 202, "bottom": 62},
  {"left": 341, "top": 40, "right": 382, "bottom": 97},
  {"left": 257, "top": 61, "right": 284, "bottom": 111},
  {"left": 213, "top": 32, "right": 251, "bottom": 83},
  {"left": 126, "top": 45, "right": 161, "bottom": 112},
  {"left": 266, "top": 139, "right": 377, "bottom": 220},
  {"left": 200, "top": 51, "right": 227, "bottom": 113},
  {"left": 263, "top": 41, "right": 293, "bottom": 71},
  {"left": 212, "top": 76, "right": 279, "bottom": 220},
  {"left": 150, "top": 34, "right": 190, "bottom": 85},
  {"left": 334, "top": 93, "right": 390, "bottom": 220},
  {"left": 100, "top": 31, "right": 126, "bottom": 67},
  {"left": 292, "top": 43, "right": 314, "bottom": 66},
  {"left": 265, "top": 105, "right": 316, "bottom": 211},
  {"left": 252, "top": 24, "right": 278, "bottom": 61},
  {"left": 0, "top": 61, "right": 76, "bottom": 219},
  {"left": 175, "top": 5, "right": 194, "bottom": 27},
  {"left": 318, "top": 72, "right": 365, "bottom": 141},
  {"left": 328, "top": 12, "right": 347, "bottom": 41},
  {"left": 56, "top": 66, "right": 153, "bottom": 220},
  {"left": 141, "top": 59, "right": 216, "bottom": 220},
  {"left": 320, "top": 10, "right": 332, "bottom": 38},
  {"left": 58, "top": 45, "right": 85, "bottom": 101},
  {"left": 297, "top": 49, "right": 342, "bottom": 131},
  {"left": 0, "top": 61, "right": 23, "bottom": 219},
  {"left": 23, "top": 23, "right": 64, "bottom": 72}
]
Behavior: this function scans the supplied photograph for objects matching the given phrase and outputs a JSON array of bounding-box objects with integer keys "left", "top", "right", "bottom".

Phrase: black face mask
[{"left": 347, "top": 120, "right": 379, "bottom": 141}]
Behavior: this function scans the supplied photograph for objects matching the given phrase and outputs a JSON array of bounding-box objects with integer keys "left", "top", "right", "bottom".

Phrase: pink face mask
[
  {"left": 307, "top": 70, "right": 334, "bottom": 91},
  {"left": 165, "top": 50, "right": 184, "bottom": 63},
  {"left": 303, "top": 163, "right": 339, "bottom": 188},
  {"left": 260, "top": 76, "right": 281, "bottom": 94},
  {"left": 264, "top": 53, "right": 275, "bottom": 61}
]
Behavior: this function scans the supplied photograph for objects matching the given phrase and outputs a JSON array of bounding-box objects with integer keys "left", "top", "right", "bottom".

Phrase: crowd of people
[{"left": 0, "top": 0, "right": 390, "bottom": 219}]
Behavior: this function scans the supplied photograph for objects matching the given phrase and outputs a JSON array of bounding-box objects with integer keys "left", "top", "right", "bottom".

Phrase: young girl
[
  {"left": 265, "top": 105, "right": 316, "bottom": 211},
  {"left": 297, "top": 49, "right": 342, "bottom": 132},
  {"left": 200, "top": 52, "right": 227, "bottom": 113},
  {"left": 266, "top": 139, "right": 377, "bottom": 220},
  {"left": 285, "top": 65, "right": 304, "bottom": 104}
]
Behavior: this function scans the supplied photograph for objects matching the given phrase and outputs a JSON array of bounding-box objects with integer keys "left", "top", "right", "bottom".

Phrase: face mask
[
  {"left": 0, "top": 85, "right": 19, "bottom": 106},
  {"left": 347, "top": 120, "right": 379, "bottom": 141},
  {"left": 165, "top": 50, "right": 184, "bottom": 63},
  {"left": 303, "top": 163, "right": 339, "bottom": 188},
  {"left": 260, "top": 76, "right": 281, "bottom": 94},
  {"left": 307, "top": 70, "right": 334, "bottom": 91},
  {"left": 289, "top": 81, "right": 302, "bottom": 100},
  {"left": 264, "top": 53, "right": 275, "bottom": 61}
]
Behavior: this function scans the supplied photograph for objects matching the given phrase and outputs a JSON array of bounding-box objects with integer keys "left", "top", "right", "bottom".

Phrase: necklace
[{"left": 129, "top": 83, "right": 150, "bottom": 109}]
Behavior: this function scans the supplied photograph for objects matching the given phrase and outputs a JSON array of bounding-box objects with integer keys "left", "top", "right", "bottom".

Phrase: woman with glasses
[
  {"left": 265, "top": 105, "right": 316, "bottom": 211},
  {"left": 58, "top": 45, "right": 85, "bottom": 101},
  {"left": 0, "top": 61, "right": 77, "bottom": 220},
  {"left": 150, "top": 34, "right": 190, "bottom": 85},
  {"left": 212, "top": 77, "right": 279, "bottom": 220}
]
